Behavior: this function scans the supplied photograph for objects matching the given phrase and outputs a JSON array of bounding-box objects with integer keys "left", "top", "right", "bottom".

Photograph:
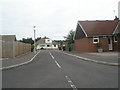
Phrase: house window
[
  {"left": 54, "top": 45, "right": 56, "bottom": 47},
  {"left": 47, "top": 45, "right": 50, "bottom": 47},
  {"left": 93, "top": 37, "right": 99, "bottom": 43},
  {"left": 114, "top": 36, "right": 117, "bottom": 42}
]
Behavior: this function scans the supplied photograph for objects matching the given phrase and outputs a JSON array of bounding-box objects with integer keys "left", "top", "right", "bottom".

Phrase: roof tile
[{"left": 78, "top": 20, "right": 119, "bottom": 36}]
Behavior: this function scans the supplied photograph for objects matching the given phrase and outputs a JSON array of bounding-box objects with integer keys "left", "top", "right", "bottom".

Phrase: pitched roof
[
  {"left": 78, "top": 20, "right": 119, "bottom": 36},
  {"left": 36, "top": 38, "right": 45, "bottom": 44},
  {"left": 36, "top": 37, "right": 50, "bottom": 44}
]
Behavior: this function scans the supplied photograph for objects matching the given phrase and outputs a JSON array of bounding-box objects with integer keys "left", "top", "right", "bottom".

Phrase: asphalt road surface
[{"left": 2, "top": 50, "right": 118, "bottom": 88}]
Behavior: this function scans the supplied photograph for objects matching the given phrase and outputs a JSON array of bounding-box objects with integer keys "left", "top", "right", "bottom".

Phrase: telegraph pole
[{"left": 33, "top": 26, "right": 36, "bottom": 54}]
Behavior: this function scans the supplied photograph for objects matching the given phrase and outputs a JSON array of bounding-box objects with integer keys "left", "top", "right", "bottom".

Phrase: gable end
[
  {"left": 113, "top": 21, "right": 120, "bottom": 34},
  {"left": 74, "top": 23, "right": 87, "bottom": 40}
]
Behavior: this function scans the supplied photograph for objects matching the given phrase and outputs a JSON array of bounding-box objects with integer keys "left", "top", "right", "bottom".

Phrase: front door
[{"left": 108, "top": 37, "right": 113, "bottom": 51}]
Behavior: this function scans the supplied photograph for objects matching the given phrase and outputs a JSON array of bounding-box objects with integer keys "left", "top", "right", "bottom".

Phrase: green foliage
[
  {"left": 95, "top": 42, "right": 101, "bottom": 48},
  {"left": 35, "top": 37, "right": 41, "bottom": 42},
  {"left": 64, "top": 30, "right": 75, "bottom": 44},
  {"left": 20, "top": 38, "right": 34, "bottom": 45},
  {"left": 53, "top": 40, "right": 66, "bottom": 45},
  {"left": 19, "top": 37, "right": 41, "bottom": 45}
]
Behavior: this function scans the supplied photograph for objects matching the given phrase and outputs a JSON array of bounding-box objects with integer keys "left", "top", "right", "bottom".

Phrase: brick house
[{"left": 74, "top": 20, "right": 120, "bottom": 52}]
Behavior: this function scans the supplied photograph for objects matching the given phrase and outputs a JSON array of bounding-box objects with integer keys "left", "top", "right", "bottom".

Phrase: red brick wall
[
  {"left": 113, "top": 42, "right": 118, "bottom": 51},
  {"left": 99, "top": 37, "right": 109, "bottom": 52},
  {"left": 113, "top": 36, "right": 120, "bottom": 52},
  {"left": 118, "top": 36, "right": 120, "bottom": 52},
  {"left": 75, "top": 37, "right": 109, "bottom": 52}
]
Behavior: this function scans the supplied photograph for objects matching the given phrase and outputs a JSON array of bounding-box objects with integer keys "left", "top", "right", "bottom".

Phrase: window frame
[
  {"left": 93, "top": 36, "right": 99, "bottom": 44},
  {"left": 114, "top": 36, "right": 117, "bottom": 42}
]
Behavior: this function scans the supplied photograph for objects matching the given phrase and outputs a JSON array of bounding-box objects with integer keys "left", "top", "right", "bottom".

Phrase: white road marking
[
  {"left": 65, "top": 76, "right": 78, "bottom": 90},
  {"left": 55, "top": 60, "right": 62, "bottom": 69},
  {"left": 49, "top": 51, "right": 77, "bottom": 90},
  {"left": 49, "top": 51, "right": 62, "bottom": 69},
  {"left": 49, "top": 51, "right": 55, "bottom": 59},
  {"left": 0, "top": 58, "right": 8, "bottom": 61}
]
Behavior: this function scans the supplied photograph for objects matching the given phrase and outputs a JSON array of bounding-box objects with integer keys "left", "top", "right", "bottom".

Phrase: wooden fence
[{"left": 2, "top": 41, "right": 31, "bottom": 58}]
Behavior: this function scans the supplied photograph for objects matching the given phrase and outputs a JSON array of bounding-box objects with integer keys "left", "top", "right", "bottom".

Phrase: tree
[
  {"left": 64, "top": 30, "right": 75, "bottom": 44},
  {"left": 19, "top": 37, "right": 42, "bottom": 45},
  {"left": 35, "top": 37, "right": 41, "bottom": 42},
  {"left": 20, "top": 38, "right": 34, "bottom": 45},
  {"left": 53, "top": 40, "right": 66, "bottom": 45}
]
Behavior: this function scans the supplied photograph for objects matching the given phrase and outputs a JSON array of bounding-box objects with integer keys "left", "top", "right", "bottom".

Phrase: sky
[{"left": 0, "top": 0, "right": 120, "bottom": 40}]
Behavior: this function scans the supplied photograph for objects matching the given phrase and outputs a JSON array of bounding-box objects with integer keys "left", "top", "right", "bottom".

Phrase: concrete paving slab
[
  {"left": 63, "top": 51, "right": 118, "bottom": 63},
  {"left": 2, "top": 52, "right": 35, "bottom": 67}
]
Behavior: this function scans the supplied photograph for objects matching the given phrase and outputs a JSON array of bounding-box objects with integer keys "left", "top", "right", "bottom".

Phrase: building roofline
[
  {"left": 78, "top": 22, "right": 88, "bottom": 37},
  {"left": 113, "top": 21, "right": 120, "bottom": 34}
]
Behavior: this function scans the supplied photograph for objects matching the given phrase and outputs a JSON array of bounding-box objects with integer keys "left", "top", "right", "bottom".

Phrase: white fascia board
[
  {"left": 78, "top": 22, "right": 88, "bottom": 37},
  {"left": 113, "top": 21, "right": 120, "bottom": 34},
  {"left": 73, "top": 23, "right": 78, "bottom": 40}
]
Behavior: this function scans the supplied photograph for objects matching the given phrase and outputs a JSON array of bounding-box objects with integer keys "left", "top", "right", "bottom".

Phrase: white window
[
  {"left": 45, "top": 39, "right": 52, "bottom": 43},
  {"left": 114, "top": 36, "right": 117, "bottom": 42},
  {"left": 93, "top": 37, "right": 99, "bottom": 43}
]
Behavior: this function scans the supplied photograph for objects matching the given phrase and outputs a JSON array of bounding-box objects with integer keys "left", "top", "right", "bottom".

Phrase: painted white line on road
[
  {"left": 49, "top": 51, "right": 62, "bottom": 69},
  {"left": 65, "top": 76, "right": 78, "bottom": 90},
  {"left": 0, "top": 51, "right": 41, "bottom": 70},
  {"left": 0, "top": 58, "right": 8, "bottom": 61},
  {"left": 55, "top": 60, "right": 62, "bottom": 69},
  {"left": 49, "top": 51, "right": 55, "bottom": 59}
]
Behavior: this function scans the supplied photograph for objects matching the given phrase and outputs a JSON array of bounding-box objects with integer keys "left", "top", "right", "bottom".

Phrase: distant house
[
  {"left": 36, "top": 37, "right": 58, "bottom": 50},
  {"left": 74, "top": 20, "right": 120, "bottom": 52}
]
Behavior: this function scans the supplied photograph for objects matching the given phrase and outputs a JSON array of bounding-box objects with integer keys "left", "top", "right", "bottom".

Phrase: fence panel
[
  {"left": 14, "top": 42, "right": 31, "bottom": 57},
  {"left": 2, "top": 41, "right": 31, "bottom": 58}
]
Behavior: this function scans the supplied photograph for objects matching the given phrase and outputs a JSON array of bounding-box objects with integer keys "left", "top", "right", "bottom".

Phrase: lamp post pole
[{"left": 33, "top": 26, "right": 36, "bottom": 54}]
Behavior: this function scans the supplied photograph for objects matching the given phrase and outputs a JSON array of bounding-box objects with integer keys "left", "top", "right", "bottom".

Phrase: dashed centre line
[
  {"left": 49, "top": 51, "right": 62, "bottom": 69},
  {"left": 49, "top": 51, "right": 78, "bottom": 90},
  {"left": 65, "top": 76, "right": 78, "bottom": 90},
  {"left": 49, "top": 51, "right": 55, "bottom": 59},
  {"left": 55, "top": 60, "right": 62, "bottom": 69}
]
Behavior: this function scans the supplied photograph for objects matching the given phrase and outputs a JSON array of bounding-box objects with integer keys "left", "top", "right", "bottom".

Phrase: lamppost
[{"left": 33, "top": 26, "right": 36, "bottom": 54}]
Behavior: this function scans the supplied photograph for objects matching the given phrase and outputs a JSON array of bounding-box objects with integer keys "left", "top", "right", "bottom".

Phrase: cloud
[{"left": 0, "top": 0, "right": 119, "bottom": 40}]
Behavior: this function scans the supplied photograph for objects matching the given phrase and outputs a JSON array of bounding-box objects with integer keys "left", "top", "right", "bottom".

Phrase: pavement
[
  {"left": 2, "top": 52, "right": 34, "bottom": 67},
  {"left": 2, "top": 50, "right": 118, "bottom": 88},
  {"left": 0, "top": 51, "right": 40, "bottom": 70},
  {"left": 61, "top": 51, "right": 119, "bottom": 66},
  {"left": 1, "top": 50, "right": 119, "bottom": 70}
]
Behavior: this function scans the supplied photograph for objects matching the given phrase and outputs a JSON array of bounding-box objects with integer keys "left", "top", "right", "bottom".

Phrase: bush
[{"left": 95, "top": 42, "right": 101, "bottom": 48}]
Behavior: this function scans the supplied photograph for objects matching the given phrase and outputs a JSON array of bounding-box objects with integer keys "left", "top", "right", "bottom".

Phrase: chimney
[{"left": 114, "top": 16, "right": 119, "bottom": 20}]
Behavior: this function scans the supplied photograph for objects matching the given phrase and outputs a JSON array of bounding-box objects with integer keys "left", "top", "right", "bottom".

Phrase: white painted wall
[
  {"left": 36, "top": 44, "right": 58, "bottom": 49},
  {"left": 45, "top": 39, "right": 52, "bottom": 43},
  {"left": 36, "top": 38, "right": 58, "bottom": 50}
]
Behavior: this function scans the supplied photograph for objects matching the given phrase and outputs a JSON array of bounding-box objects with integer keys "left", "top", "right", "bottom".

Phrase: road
[{"left": 2, "top": 50, "right": 118, "bottom": 89}]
